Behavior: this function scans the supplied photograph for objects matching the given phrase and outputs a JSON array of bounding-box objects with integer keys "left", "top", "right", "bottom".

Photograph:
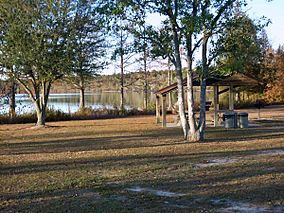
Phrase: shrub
[
  {"left": 0, "top": 106, "right": 156, "bottom": 125},
  {"left": 264, "top": 72, "right": 284, "bottom": 104},
  {"left": 0, "top": 112, "right": 37, "bottom": 124},
  {"left": 46, "top": 107, "right": 71, "bottom": 122}
]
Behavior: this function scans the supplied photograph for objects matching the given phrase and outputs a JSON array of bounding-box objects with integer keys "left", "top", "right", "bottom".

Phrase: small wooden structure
[{"left": 155, "top": 73, "right": 259, "bottom": 127}]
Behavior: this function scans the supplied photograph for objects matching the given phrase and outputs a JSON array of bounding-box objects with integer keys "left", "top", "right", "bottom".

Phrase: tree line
[{"left": 0, "top": 0, "right": 282, "bottom": 142}]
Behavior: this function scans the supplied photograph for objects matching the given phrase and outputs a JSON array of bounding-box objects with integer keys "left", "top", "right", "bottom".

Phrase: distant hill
[
  {"left": 2, "top": 69, "right": 175, "bottom": 95},
  {"left": 49, "top": 70, "right": 175, "bottom": 94}
]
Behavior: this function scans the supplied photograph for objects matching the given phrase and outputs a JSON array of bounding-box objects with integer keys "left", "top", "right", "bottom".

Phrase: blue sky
[
  {"left": 247, "top": 0, "right": 284, "bottom": 48},
  {"left": 105, "top": 0, "right": 284, "bottom": 74},
  {"left": 146, "top": 0, "right": 284, "bottom": 48}
]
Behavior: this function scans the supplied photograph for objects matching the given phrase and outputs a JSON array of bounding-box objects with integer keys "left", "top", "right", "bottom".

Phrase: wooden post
[
  {"left": 162, "top": 94, "right": 167, "bottom": 127},
  {"left": 156, "top": 95, "right": 161, "bottom": 123},
  {"left": 213, "top": 85, "right": 219, "bottom": 127},
  {"left": 229, "top": 85, "right": 234, "bottom": 111}
]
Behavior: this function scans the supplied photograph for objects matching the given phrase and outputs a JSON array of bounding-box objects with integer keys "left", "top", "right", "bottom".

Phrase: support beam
[
  {"left": 156, "top": 95, "right": 161, "bottom": 123},
  {"left": 161, "top": 94, "right": 167, "bottom": 127},
  {"left": 229, "top": 85, "right": 234, "bottom": 111},
  {"left": 213, "top": 85, "right": 219, "bottom": 127},
  {"left": 218, "top": 85, "right": 238, "bottom": 95},
  {"left": 218, "top": 88, "right": 229, "bottom": 95}
]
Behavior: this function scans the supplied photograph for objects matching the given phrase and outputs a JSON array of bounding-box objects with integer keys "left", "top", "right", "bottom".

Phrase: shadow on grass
[
  {"left": 0, "top": 187, "right": 119, "bottom": 213},
  {"left": 1, "top": 158, "right": 283, "bottom": 212},
  {"left": 1, "top": 117, "right": 284, "bottom": 211},
  {"left": 1, "top": 147, "right": 283, "bottom": 176},
  {"left": 1, "top": 126, "right": 284, "bottom": 156},
  {"left": 206, "top": 127, "right": 284, "bottom": 142},
  {"left": 0, "top": 128, "right": 184, "bottom": 155}
]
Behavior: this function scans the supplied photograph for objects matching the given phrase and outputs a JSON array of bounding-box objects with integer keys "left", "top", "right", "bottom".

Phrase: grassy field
[{"left": 0, "top": 110, "right": 284, "bottom": 212}]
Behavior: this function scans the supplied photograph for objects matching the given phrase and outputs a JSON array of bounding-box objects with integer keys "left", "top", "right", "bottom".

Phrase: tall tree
[
  {"left": 183, "top": 0, "right": 202, "bottom": 141},
  {"left": 0, "top": 0, "right": 75, "bottom": 126},
  {"left": 196, "top": 0, "right": 237, "bottom": 140},
  {"left": 108, "top": 0, "right": 268, "bottom": 141},
  {"left": 216, "top": 15, "right": 267, "bottom": 76},
  {"left": 131, "top": 0, "right": 239, "bottom": 141},
  {"left": 214, "top": 10, "right": 271, "bottom": 102},
  {"left": 132, "top": 9, "right": 151, "bottom": 110},
  {"left": 111, "top": 21, "right": 136, "bottom": 112},
  {"left": 65, "top": 1, "right": 106, "bottom": 110},
  {"left": 110, "top": 1, "right": 137, "bottom": 112}
]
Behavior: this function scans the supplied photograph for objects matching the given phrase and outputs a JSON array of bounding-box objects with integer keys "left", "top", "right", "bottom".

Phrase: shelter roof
[{"left": 155, "top": 73, "right": 259, "bottom": 95}]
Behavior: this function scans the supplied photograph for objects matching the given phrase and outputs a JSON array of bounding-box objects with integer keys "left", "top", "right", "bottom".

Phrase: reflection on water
[{"left": 0, "top": 92, "right": 157, "bottom": 114}]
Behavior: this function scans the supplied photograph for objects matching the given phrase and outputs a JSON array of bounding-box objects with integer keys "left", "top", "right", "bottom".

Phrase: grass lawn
[{"left": 0, "top": 114, "right": 284, "bottom": 212}]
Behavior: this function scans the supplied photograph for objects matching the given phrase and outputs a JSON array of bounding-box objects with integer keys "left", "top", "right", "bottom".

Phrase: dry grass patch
[{"left": 0, "top": 115, "right": 283, "bottom": 212}]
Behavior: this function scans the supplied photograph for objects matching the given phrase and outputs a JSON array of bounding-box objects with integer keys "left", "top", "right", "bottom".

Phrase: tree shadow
[
  {"left": 1, "top": 117, "right": 284, "bottom": 211},
  {"left": 1, "top": 157, "right": 283, "bottom": 212},
  {"left": 205, "top": 126, "right": 284, "bottom": 143},
  {"left": 1, "top": 125, "right": 284, "bottom": 155},
  {"left": 1, "top": 147, "right": 283, "bottom": 176},
  {"left": 0, "top": 128, "right": 184, "bottom": 155}
]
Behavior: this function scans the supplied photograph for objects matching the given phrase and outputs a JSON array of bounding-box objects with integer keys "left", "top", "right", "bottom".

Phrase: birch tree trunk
[
  {"left": 187, "top": 58, "right": 200, "bottom": 141},
  {"left": 171, "top": 29, "right": 188, "bottom": 139},
  {"left": 166, "top": 1, "right": 189, "bottom": 139},
  {"left": 185, "top": 0, "right": 201, "bottom": 141},
  {"left": 198, "top": 35, "right": 210, "bottom": 141},
  {"left": 176, "top": 71, "right": 188, "bottom": 139}
]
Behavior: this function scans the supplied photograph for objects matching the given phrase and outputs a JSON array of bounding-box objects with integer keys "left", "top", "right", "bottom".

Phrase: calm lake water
[{"left": 0, "top": 92, "right": 157, "bottom": 114}]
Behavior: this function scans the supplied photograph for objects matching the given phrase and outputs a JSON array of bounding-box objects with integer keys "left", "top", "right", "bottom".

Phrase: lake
[{"left": 0, "top": 92, "right": 157, "bottom": 114}]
